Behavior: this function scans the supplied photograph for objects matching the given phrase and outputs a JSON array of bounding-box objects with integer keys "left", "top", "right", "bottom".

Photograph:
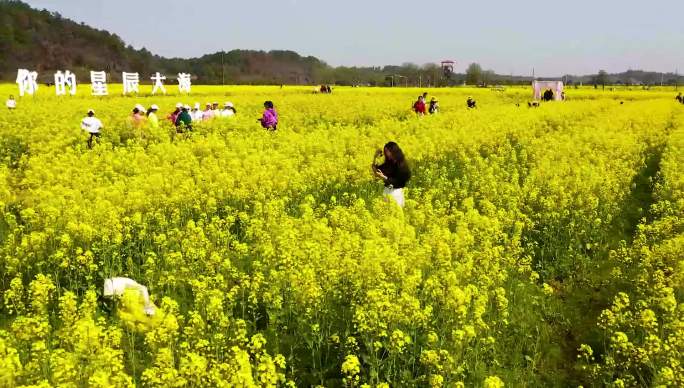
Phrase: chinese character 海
[{"left": 177, "top": 73, "right": 192, "bottom": 93}]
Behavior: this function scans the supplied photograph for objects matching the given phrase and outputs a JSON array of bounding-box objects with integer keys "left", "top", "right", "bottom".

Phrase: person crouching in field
[
  {"left": 467, "top": 96, "right": 477, "bottom": 109},
  {"left": 175, "top": 105, "right": 193, "bottom": 132},
  {"left": 103, "top": 277, "right": 156, "bottom": 316},
  {"left": 413, "top": 95, "right": 426, "bottom": 115},
  {"left": 372, "top": 142, "right": 411, "bottom": 208},
  {"left": 259, "top": 101, "right": 278, "bottom": 130},
  {"left": 81, "top": 109, "right": 103, "bottom": 149},
  {"left": 429, "top": 97, "right": 439, "bottom": 114},
  {"left": 6, "top": 95, "right": 16, "bottom": 110},
  {"left": 677, "top": 93, "right": 683, "bottom": 104}
]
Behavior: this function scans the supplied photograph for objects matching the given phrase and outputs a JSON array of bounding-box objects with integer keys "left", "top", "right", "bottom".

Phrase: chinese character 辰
[
  {"left": 151, "top": 72, "right": 166, "bottom": 95},
  {"left": 177, "top": 73, "right": 192, "bottom": 93},
  {"left": 54, "top": 70, "right": 77, "bottom": 96},
  {"left": 123, "top": 72, "right": 140, "bottom": 95},
  {"left": 16, "top": 69, "right": 39, "bottom": 96},
  {"left": 90, "top": 71, "right": 108, "bottom": 96}
]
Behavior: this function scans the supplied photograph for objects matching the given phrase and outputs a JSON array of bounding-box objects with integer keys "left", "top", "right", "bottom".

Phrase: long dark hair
[{"left": 384, "top": 142, "right": 407, "bottom": 166}]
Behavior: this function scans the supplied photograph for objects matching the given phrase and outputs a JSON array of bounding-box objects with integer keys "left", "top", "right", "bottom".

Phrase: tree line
[{"left": 1, "top": 1, "right": 681, "bottom": 87}]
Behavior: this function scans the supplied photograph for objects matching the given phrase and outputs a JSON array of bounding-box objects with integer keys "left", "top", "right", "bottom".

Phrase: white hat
[
  {"left": 224, "top": 101, "right": 234, "bottom": 108},
  {"left": 183, "top": 104, "right": 190, "bottom": 110},
  {"left": 205, "top": 102, "right": 211, "bottom": 106},
  {"left": 194, "top": 102, "right": 200, "bottom": 109},
  {"left": 176, "top": 102, "right": 183, "bottom": 108},
  {"left": 150, "top": 104, "right": 159, "bottom": 110},
  {"left": 134, "top": 104, "right": 146, "bottom": 112},
  {"left": 87, "top": 108, "right": 95, "bottom": 114}
]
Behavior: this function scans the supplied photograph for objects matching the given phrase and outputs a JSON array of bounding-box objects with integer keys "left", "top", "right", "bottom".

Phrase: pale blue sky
[{"left": 25, "top": 0, "right": 684, "bottom": 76}]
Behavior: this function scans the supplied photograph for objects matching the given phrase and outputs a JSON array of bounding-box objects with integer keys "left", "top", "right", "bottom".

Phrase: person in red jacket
[{"left": 413, "top": 95, "right": 426, "bottom": 115}]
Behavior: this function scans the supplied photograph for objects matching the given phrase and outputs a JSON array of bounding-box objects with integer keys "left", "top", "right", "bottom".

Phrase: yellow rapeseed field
[{"left": 0, "top": 84, "right": 682, "bottom": 387}]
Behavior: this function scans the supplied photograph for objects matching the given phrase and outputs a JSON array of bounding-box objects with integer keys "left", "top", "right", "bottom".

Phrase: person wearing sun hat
[
  {"left": 175, "top": 104, "right": 193, "bottom": 132},
  {"left": 81, "top": 108, "right": 103, "bottom": 149},
  {"left": 191, "top": 102, "right": 203, "bottom": 121},
  {"left": 202, "top": 102, "right": 215, "bottom": 121},
  {"left": 220, "top": 101, "right": 237, "bottom": 118},
  {"left": 258, "top": 100, "right": 278, "bottom": 130},
  {"left": 130, "top": 104, "right": 146, "bottom": 127},
  {"left": 146, "top": 104, "right": 160, "bottom": 128},
  {"left": 168, "top": 102, "right": 182, "bottom": 125}
]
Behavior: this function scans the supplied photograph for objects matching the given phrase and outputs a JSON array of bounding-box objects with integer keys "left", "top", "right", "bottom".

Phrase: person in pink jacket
[{"left": 258, "top": 100, "right": 278, "bottom": 130}]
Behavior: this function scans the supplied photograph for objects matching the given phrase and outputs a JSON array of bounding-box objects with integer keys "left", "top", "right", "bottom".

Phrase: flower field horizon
[{"left": 0, "top": 84, "right": 683, "bottom": 387}]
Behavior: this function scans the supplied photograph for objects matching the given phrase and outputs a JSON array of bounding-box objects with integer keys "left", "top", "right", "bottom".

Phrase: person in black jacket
[
  {"left": 467, "top": 96, "right": 477, "bottom": 109},
  {"left": 372, "top": 142, "right": 411, "bottom": 208}
]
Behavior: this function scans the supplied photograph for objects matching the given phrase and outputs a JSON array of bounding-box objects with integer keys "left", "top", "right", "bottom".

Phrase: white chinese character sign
[
  {"left": 54, "top": 70, "right": 77, "bottom": 96},
  {"left": 177, "top": 73, "right": 192, "bottom": 93},
  {"left": 90, "top": 71, "right": 108, "bottom": 96},
  {"left": 16, "top": 69, "right": 39, "bottom": 96},
  {"left": 12, "top": 68, "right": 197, "bottom": 96},
  {"left": 122, "top": 72, "right": 140, "bottom": 94},
  {"left": 151, "top": 72, "right": 166, "bottom": 95}
]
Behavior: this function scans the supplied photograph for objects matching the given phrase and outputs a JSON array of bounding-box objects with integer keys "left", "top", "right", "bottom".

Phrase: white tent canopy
[{"left": 532, "top": 81, "right": 564, "bottom": 101}]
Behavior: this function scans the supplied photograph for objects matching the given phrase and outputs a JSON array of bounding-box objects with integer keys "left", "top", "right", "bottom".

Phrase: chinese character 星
[{"left": 90, "top": 71, "right": 108, "bottom": 96}]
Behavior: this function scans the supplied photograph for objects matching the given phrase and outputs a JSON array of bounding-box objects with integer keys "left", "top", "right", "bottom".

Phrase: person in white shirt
[
  {"left": 6, "top": 95, "right": 16, "bottom": 110},
  {"left": 81, "top": 109, "right": 103, "bottom": 149},
  {"left": 220, "top": 101, "right": 237, "bottom": 118},
  {"left": 191, "top": 102, "right": 203, "bottom": 122},
  {"left": 103, "top": 277, "right": 156, "bottom": 316}
]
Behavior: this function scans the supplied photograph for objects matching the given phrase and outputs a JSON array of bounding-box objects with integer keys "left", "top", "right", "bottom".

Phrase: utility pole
[
  {"left": 221, "top": 51, "right": 225, "bottom": 85},
  {"left": 419, "top": 74, "right": 422, "bottom": 88},
  {"left": 676, "top": 68, "right": 679, "bottom": 91}
]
